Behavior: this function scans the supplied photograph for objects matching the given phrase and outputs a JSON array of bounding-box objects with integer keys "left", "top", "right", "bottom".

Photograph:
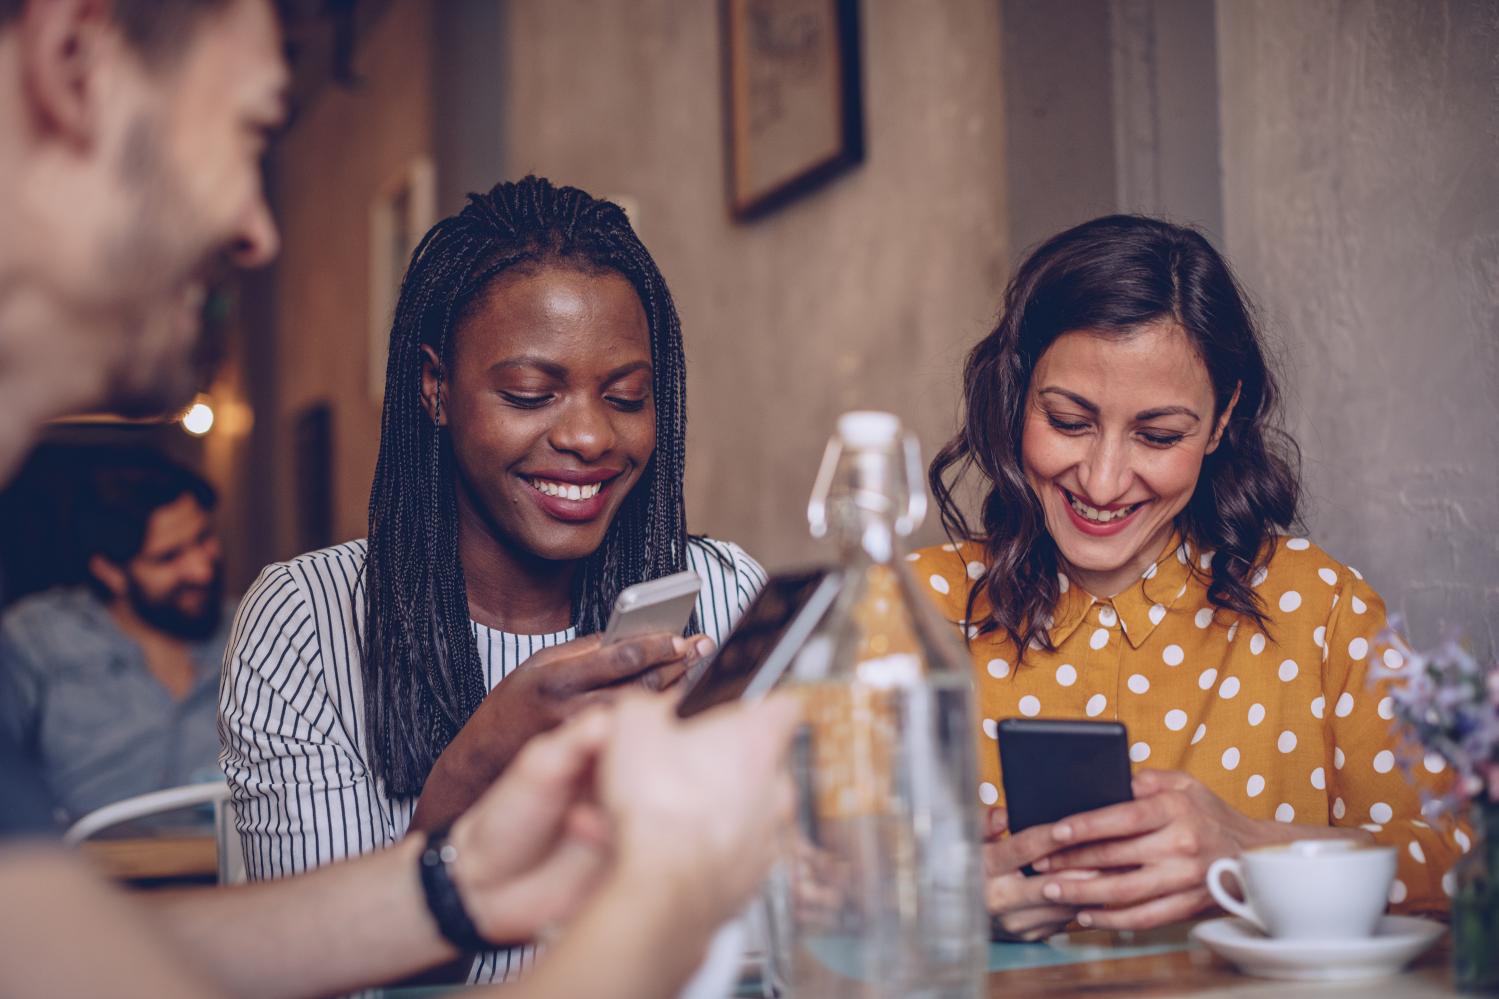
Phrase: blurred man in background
[{"left": 1, "top": 453, "right": 230, "bottom": 821}]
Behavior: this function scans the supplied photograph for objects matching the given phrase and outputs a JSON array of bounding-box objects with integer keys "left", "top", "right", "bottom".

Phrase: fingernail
[
  {"left": 1077, "top": 912, "right": 1093, "bottom": 927},
  {"left": 1054, "top": 823, "right": 1074, "bottom": 842},
  {"left": 1043, "top": 882, "right": 1062, "bottom": 901},
  {"left": 1032, "top": 857, "right": 1050, "bottom": 872},
  {"left": 695, "top": 637, "right": 715, "bottom": 659}
]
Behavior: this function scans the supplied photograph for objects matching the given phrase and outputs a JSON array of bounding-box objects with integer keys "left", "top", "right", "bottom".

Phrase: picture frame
[
  {"left": 368, "top": 157, "right": 435, "bottom": 401},
  {"left": 724, "top": 0, "right": 864, "bottom": 221}
]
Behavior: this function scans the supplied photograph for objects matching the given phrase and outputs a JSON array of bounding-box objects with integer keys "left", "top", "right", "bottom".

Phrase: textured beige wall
[
  {"left": 263, "top": 1, "right": 435, "bottom": 559},
  {"left": 496, "top": 0, "right": 1010, "bottom": 569},
  {"left": 1218, "top": 0, "right": 1499, "bottom": 649}
]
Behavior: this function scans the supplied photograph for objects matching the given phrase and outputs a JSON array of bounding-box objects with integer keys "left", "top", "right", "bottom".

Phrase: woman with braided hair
[{"left": 219, "top": 176, "right": 766, "bottom": 983}]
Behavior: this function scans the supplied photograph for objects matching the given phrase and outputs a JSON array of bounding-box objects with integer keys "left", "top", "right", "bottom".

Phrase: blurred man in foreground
[
  {"left": 1, "top": 454, "right": 230, "bottom": 820},
  {"left": 0, "top": 2, "right": 796, "bottom": 996}
]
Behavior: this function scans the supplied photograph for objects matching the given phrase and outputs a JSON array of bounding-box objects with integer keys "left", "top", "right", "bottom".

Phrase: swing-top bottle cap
[{"left": 836, "top": 411, "right": 901, "bottom": 449}]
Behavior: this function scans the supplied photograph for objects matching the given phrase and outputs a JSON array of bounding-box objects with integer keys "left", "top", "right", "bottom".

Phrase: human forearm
[
  {"left": 410, "top": 718, "right": 537, "bottom": 833},
  {"left": 409, "top": 635, "right": 705, "bottom": 834},
  {"left": 1, "top": 845, "right": 222, "bottom": 999},
  {"left": 152, "top": 836, "right": 455, "bottom": 998},
  {"left": 500, "top": 857, "right": 719, "bottom": 999}
]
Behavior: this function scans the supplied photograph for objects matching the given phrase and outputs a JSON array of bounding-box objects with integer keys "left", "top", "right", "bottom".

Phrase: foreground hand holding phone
[
  {"left": 123, "top": 691, "right": 796, "bottom": 999},
  {"left": 518, "top": 693, "right": 800, "bottom": 999},
  {"left": 986, "top": 770, "right": 1375, "bottom": 935},
  {"left": 450, "top": 691, "right": 799, "bottom": 947}
]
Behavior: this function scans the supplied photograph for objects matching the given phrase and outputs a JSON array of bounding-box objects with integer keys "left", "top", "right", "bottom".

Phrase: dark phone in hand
[
  {"left": 997, "top": 718, "right": 1134, "bottom": 875},
  {"left": 675, "top": 569, "right": 840, "bottom": 718}
]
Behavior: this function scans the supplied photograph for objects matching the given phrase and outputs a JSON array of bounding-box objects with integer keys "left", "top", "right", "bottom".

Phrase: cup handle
[{"left": 1205, "top": 857, "right": 1267, "bottom": 933}]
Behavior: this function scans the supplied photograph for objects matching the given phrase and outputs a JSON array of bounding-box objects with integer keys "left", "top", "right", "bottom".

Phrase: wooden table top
[
  {"left": 382, "top": 937, "right": 1458, "bottom": 999},
  {"left": 79, "top": 832, "right": 217, "bottom": 885},
  {"left": 980, "top": 936, "right": 1453, "bottom": 999},
  {"left": 785, "top": 927, "right": 1455, "bottom": 999}
]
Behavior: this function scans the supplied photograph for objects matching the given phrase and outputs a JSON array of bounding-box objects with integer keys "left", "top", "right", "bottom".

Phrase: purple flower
[{"left": 1371, "top": 620, "right": 1499, "bottom": 806}]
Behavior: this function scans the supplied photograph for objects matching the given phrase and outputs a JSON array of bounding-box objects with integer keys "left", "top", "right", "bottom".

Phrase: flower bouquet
[{"left": 1375, "top": 620, "right": 1499, "bottom": 991}]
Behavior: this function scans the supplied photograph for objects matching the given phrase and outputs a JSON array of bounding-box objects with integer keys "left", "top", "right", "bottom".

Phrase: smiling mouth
[
  {"left": 1062, "top": 487, "right": 1147, "bottom": 525},
  {"left": 527, "top": 478, "right": 606, "bottom": 501}
]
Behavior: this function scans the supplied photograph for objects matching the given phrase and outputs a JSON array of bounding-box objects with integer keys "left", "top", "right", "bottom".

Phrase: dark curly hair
[
  {"left": 929, "top": 214, "right": 1301, "bottom": 658},
  {"left": 361, "top": 176, "right": 693, "bottom": 796}
]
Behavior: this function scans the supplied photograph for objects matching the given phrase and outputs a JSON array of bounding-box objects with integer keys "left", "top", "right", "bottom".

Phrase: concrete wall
[
  {"left": 1218, "top": 0, "right": 1499, "bottom": 650},
  {"left": 249, "top": 0, "right": 1498, "bottom": 650},
  {"left": 1000, "top": 0, "right": 1118, "bottom": 253},
  {"left": 1002, "top": 0, "right": 1223, "bottom": 253},
  {"left": 493, "top": 0, "right": 1009, "bottom": 568}
]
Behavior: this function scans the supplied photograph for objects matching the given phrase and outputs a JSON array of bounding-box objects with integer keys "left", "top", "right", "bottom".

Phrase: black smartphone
[
  {"left": 675, "top": 568, "right": 841, "bottom": 718},
  {"left": 997, "top": 718, "right": 1134, "bottom": 841}
]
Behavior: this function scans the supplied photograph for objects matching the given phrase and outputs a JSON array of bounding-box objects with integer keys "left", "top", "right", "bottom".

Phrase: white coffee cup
[{"left": 1205, "top": 839, "right": 1396, "bottom": 940}]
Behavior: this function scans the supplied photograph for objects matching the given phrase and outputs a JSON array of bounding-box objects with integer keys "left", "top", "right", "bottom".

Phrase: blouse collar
[{"left": 1048, "top": 531, "right": 1203, "bottom": 649}]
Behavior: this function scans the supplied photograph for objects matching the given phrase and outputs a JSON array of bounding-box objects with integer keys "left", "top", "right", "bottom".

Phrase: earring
[{"left": 430, "top": 376, "right": 445, "bottom": 427}]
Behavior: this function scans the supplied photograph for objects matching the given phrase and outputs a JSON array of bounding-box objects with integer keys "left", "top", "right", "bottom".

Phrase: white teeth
[
  {"left": 1067, "top": 492, "right": 1141, "bottom": 524},
  {"left": 531, "top": 479, "right": 601, "bottom": 500}
]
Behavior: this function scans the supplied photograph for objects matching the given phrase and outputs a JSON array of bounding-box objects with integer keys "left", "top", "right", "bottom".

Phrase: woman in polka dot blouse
[{"left": 917, "top": 215, "right": 1463, "bottom": 940}]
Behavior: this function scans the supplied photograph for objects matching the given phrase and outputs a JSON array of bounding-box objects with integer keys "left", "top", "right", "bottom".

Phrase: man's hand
[
  {"left": 445, "top": 710, "right": 616, "bottom": 944},
  {"left": 1027, "top": 770, "right": 1368, "bottom": 930},
  {"left": 412, "top": 633, "right": 712, "bottom": 831},
  {"left": 598, "top": 694, "right": 800, "bottom": 928}
]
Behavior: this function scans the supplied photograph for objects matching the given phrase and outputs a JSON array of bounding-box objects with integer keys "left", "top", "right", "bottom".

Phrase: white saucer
[{"left": 1190, "top": 915, "right": 1445, "bottom": 982}]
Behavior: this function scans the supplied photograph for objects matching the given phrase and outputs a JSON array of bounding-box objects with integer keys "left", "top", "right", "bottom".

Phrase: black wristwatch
[{"left": 418, "top": 827, "right": 490, "bottom": 953}]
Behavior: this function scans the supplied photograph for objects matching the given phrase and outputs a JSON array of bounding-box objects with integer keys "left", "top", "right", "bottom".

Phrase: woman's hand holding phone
[
  {"left": 508, "top": 633, "right": 715, "bottom": 715},
  {"left": 1022, "top": 769, "right": 1367, "bottom": 931},
  {"left": 410, "top": 632, "right": 713, "bottom": 832},
  {"left": 984, "top": 773, "right": 1258, "bottom": 937},
  {"left": 982, "top": 807, "right": 1087, "bottom": 941}
]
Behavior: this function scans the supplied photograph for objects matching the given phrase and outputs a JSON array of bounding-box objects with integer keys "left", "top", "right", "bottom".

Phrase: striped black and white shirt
[{"left": 218, "top": 536, "right": 766, "bottom": 985}]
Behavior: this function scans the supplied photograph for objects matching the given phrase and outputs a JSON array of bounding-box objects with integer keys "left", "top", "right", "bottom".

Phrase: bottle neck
[
  {"left": 821, "top": 445, "right": 910, "bottom": 567},
  {"left": 830, "top": 505, "right": 903, "bottom": 566}
]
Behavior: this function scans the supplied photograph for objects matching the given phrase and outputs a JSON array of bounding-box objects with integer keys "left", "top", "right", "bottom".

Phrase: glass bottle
[{"left": 782, "top": 411, "right": 985, "bottom": 999}]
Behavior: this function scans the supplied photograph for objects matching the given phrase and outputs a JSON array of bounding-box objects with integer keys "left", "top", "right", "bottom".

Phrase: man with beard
[
  {"left": 1, "top": 454, "right": 230, "bottom": 820},
  {"left": 0, "top": 4, "right": 795, "bottom": 998}
]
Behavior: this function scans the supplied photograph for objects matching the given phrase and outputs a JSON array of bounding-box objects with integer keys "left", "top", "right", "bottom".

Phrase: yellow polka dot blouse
[{"left": 912, "top": 533, "right": 1465, "bottom": 914}]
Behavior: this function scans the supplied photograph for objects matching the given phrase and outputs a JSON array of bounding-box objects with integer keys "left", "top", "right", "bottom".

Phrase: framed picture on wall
[
  {"left": 368, "top": 157, "right": 435, "bottom": 401},
  {"left": 724, "top": 0, "right": 864, "bottom": 221}
]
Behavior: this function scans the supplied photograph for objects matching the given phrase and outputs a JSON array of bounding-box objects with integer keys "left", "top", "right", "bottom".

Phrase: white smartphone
[{"left": 602, "top": 570, "right": 703, "bottom": 644}]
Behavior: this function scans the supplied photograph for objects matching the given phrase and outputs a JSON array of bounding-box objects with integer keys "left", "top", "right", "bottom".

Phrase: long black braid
[{"left": 361, "top": 176, "right": 693, "bottom": 797}]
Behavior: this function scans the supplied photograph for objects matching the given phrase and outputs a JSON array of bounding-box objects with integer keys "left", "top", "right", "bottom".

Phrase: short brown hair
[{"left": 0, "top": 0, "right": 237, "bottom": 65}]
